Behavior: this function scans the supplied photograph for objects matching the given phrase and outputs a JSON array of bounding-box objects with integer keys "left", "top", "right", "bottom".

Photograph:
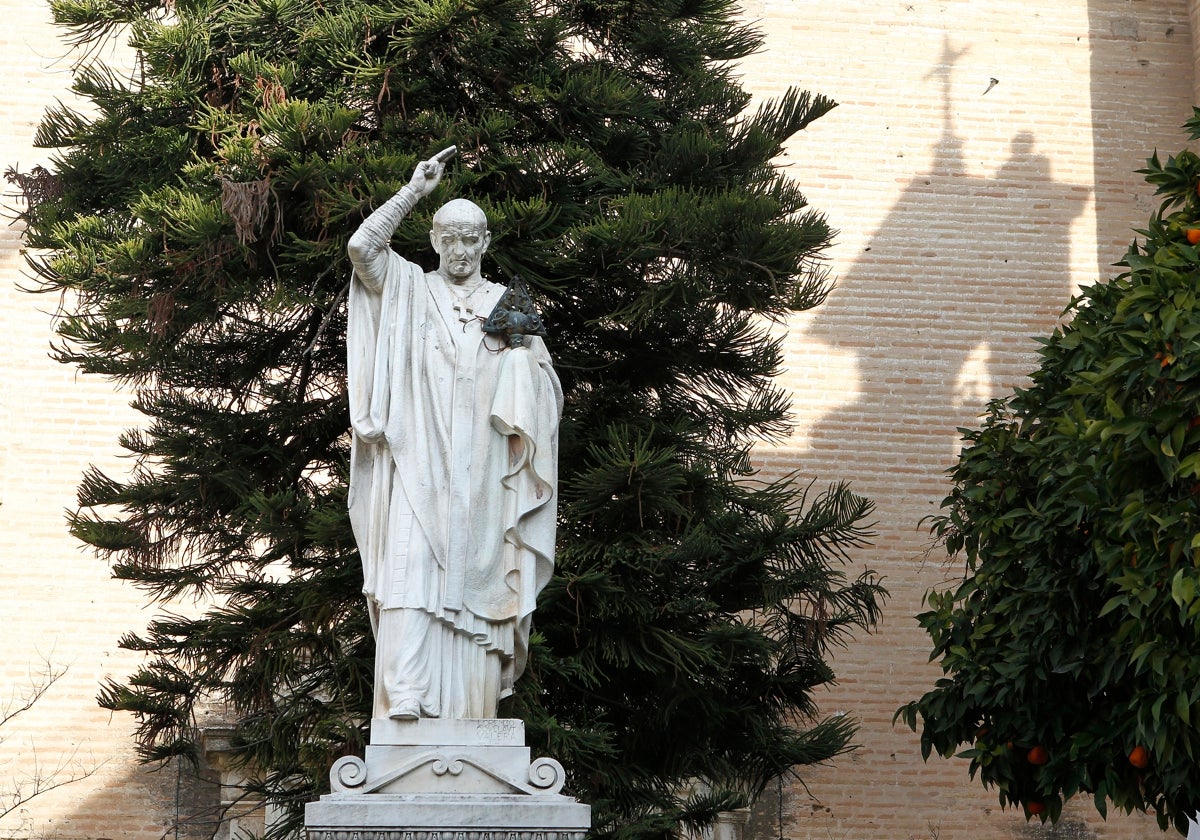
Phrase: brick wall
[
  {"left": 0, "top": 5, "right": 221, "bottom": 838},
  {"left": 739, "top": 0, "right": 1193, "bottom": 838},
  {"left": 0, "top": 0, "right": 1194, "bottom": 838}
]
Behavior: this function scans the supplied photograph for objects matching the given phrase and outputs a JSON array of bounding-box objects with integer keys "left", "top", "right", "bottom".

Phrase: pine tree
[
  {"left": 21, "top": 0, "right": 884, "bottom": 836},
  {"left": 899, "top": 113, "right": 1200, "bottom": 835}
]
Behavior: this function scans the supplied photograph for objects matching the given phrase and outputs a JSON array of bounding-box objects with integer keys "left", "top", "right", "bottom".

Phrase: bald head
[
  {"left": 432, "top": 199, "right": 488, "bottom": 232},
  {"left": 430, "top": 199, "right": 491, "bottom": 284}
]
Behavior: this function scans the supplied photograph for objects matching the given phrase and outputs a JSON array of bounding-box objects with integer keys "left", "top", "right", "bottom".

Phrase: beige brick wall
[
  {"left": 0, "top": 5, "right": 212, "bottom": 838},
  {"left": 0, "top": 1, "right": 1194, "bottom": 838},
  {"left": 740, "top": 0, "right": 1193, "bottom": 838}
]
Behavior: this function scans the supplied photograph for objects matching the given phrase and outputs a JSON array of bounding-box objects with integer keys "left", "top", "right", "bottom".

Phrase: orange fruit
[
  {"left": 1028, "top": 800, "right": 1046, "bottom": 816},
  {"left": 1027, "top": 745, "right": 1049, "bottom": 765},
  {"left": 1129, "top": 745, "right": 1150, "bottom": 769},
  {"left": 1187, "top": 228, "right": 1200, "bottom": 244}
]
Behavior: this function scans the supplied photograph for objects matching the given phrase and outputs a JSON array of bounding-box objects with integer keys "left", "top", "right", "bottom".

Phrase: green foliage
[
  {"left": 24, "top": 0, "right": 884, "bottom": 837},
  {"left": 899, "top": 109, "right": 1200, "bottom": 835}
]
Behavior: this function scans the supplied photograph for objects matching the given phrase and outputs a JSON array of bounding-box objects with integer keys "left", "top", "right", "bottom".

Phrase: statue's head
[{"left": 430, "top": 199, "right": 491, "bottom": 284}]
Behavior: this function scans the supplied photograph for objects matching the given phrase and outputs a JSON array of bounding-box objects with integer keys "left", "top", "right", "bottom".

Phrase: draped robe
[{"left": 347, "top": 247, "right": 561, "bottom": 719}]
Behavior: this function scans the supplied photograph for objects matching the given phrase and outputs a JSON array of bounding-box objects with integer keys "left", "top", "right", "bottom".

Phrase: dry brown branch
[
  {"left": 4, "top": 166, "right": 63, "bottom": 213},
  {"left": 220, "top": 177, "right": 273, "bottom": 245}
]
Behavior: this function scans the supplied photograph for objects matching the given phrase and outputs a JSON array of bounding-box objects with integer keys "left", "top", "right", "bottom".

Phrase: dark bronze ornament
[{"left": 482, "top": 275, "right": 547, "bottom": 348}]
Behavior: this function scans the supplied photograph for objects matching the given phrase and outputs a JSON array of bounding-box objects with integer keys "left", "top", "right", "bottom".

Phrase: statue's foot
[{"left": 388, "top": 699, "right": 421, "bottom": 720}]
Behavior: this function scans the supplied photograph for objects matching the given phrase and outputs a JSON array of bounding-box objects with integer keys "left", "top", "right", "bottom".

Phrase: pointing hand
[{"left": 407, "top": 145, "right": 457, "bottom": 199}]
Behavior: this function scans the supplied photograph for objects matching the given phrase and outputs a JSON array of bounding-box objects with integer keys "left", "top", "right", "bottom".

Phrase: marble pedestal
[{"left": 305, "top": 719, "right": 591, "bottom": 840}]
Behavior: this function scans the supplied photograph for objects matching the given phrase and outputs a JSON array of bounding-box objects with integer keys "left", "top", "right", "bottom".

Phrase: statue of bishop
[{"left": 346, "top": 147, "right": 562, "bottom": 721}]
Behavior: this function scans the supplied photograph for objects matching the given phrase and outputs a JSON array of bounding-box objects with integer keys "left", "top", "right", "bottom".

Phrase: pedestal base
[
  {"left": 306, "top": 793, "right": 589, "bottom": 840},
  {"left": 305, "top": 720, "right": 590, "bottom": 840}
]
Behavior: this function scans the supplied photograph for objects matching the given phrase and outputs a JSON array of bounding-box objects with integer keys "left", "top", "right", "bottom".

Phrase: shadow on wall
[
  {"left": 786, "top": 36, "right": 1086, "bottom": 533},
  {"left": 747, "top": 36, "right": 1092, "bottom": 840},
  {"left": 3, "top": 722, "right": 274, "bottom": 840},
  {"left": 2, "top": 755, "right": 223, "bottom": 840}
]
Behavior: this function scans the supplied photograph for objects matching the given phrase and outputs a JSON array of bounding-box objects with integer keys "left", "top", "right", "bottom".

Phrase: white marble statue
[{"left": 346, "top": 146, "right": 562, "bottom": 721}]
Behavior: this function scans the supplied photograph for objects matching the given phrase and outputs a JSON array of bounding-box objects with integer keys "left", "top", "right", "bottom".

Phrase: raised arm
[{"left": 347, "top": 146, "right": 457, "bottom": 290}]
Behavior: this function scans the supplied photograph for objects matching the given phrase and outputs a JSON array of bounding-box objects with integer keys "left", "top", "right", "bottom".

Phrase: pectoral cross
[
  {"left": 449, "top": 281, "right": 486, "bottom": 327},
  {"left": 452, "top": 299, "right": 476, "bottom": 324}
]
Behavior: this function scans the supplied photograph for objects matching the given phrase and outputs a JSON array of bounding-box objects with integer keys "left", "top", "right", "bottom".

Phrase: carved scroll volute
[
  {"left": 527, "top": 757, "right": 566, "bottom": 795},
  {"left": 331, "top": 755, "right": 368, "bottom": 792}
]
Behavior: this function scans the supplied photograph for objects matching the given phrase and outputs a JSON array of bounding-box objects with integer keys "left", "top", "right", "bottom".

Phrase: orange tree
[{"left": 899, "top": 113, "right": 1200, "bottom": 835}]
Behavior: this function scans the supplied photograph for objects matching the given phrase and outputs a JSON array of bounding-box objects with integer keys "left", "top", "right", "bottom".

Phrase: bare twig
[{"left": 0, "top": 661, "right": 106, "bottom": 822}]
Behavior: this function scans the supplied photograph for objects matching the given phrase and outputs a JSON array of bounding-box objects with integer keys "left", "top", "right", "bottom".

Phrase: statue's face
[{"left": 430, "top": 212, "right": 490, "bottom": 283}]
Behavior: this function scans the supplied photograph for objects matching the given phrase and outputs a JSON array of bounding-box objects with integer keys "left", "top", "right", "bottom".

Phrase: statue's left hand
[{"left": 406, "top": 146, "right": 457, "bottom": 199}]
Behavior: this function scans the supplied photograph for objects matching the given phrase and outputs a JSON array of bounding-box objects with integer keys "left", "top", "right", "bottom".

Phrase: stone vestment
[{"left": 346, "top": 201, "right": 561, "bottom": 719}]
